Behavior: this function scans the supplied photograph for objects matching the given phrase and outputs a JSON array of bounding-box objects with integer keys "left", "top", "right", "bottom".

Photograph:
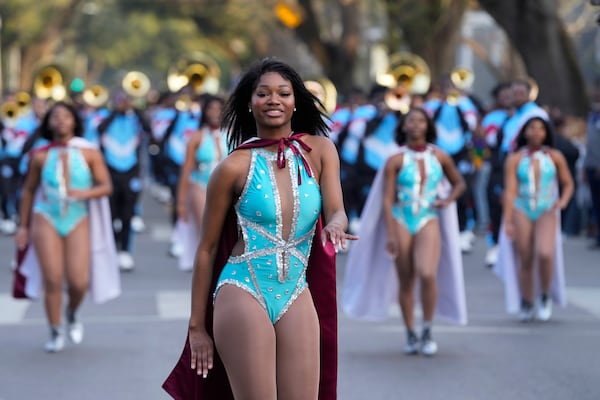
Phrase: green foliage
[{"left": 1, "top": 0, "right": 262, "bottom": 90}]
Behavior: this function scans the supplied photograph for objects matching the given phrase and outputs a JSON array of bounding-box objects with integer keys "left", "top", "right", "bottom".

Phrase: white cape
[
  {"left": 492, "top": 215, "right": 566, "bottom": 313},
  {"left": 341, "top": 151, "right": 468, "bottom": 325},
  {"left": 18, "top": 137, "right": 121, "bottom": 304},
  {"left": 174, "top": 218, "right": 198, "bottom": 272}
]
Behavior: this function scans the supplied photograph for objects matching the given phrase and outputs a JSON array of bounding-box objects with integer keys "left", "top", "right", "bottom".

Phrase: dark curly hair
[
  {"left": 515, "top": 116, "right": 554, "bottom": 150},
  {"left": 394, "top": 107, "right": 437, "bottom": 145},
  {"left": 222, "top": 57, "right": 330, "bottom": 149},
  {"left": 199, "top": 95, "right": 225, "bottom": 129},
  {"left": 38, "top": 101, "right": 84, "bottom": 141}
]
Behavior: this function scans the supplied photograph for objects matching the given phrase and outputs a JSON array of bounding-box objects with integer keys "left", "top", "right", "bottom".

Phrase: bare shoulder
[
  {"left": 505, "top": 151, "right": 522, "bottom": 166},
  {"left": 385, "top": 152, "right": 403, "bottom": 170},
  {"left": 302, "top": 135, "right": 337, "bottom": 166},
  {"left": 303, "top": 135, "right": 336, "bottom": 154},
  {"left": 81, "top": 146, "right": 102, "bottom": 161},
  {"left": 386, "top": 151, "right": 403, "bottom": 164},
  {"left": 219, "top": 149, "right": 251, "bottom": 171},
  {"left": 212, "top": 149, "right": 251, "bottom": 188},
  {"left": 431, "top": 146, "right": 450, "bottom": 162},
  {"left": 548, "top": 148, "right": 566, "bottom": 162},
  {"left": 188, "top": 130, "right": 203, "bottom": 146},
  {"left": 30, "top": 148, "right": 48, "bottom": 167}
]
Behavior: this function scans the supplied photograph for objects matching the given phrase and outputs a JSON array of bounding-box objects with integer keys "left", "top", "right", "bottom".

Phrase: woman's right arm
[
  {"left": 502, "top": 154, "right": 519, "bottom": 239},
  {"left": 188, "top": 154, "right": 242, "bottom": 377},
  {"left": 15, "top": 153, "right": 43, "bottom": 249},
  {"left": 176, "top": 133, "right": 202, "bottom": 222},
  {"left": 383, "top": 155, "right": 400, "bottom": 256}
]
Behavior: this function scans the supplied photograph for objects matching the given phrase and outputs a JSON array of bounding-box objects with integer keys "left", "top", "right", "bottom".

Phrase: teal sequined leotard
[
  {"left": 392, "top": 145, "right": 444, "bottom": 235},
  {"left": 214, "top": 145, "right": 321, "bottom": 324},
  {"left": 514, "top": 148, "right": 557, "bottom": 221},
  {"left": 33, "top": 146, "right": 93, "bottom": 237},
  {"left": 189, "top": 130, "right": 220, "bottom": 188}
]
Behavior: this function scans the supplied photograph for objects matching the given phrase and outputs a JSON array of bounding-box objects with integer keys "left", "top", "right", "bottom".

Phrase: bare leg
[
  {"left": 275, "top": 290, "right": 320, "bottom": 400},
  {"left": 31, "top": 214, "right": 65, "bottom": 327},
  {"left": 534, "top": 211, "right": 558, "bottom": 294},
  {"left": 188, "top": 184, "right": 206, "bottom": 232},
  {"left": 413, "top": 220, "right": 441, "bottom": 322},
  {"left": 392, "top": 222, "right": 415, "bottom": 331},
  {"left": 513, "top": 210, "right": 535, "bottom": 303},
  {"left": 64, "top": 218, "right": 91, "bottom": 315},
  {"left": 213, "top": 286, "right": 277, "bottom": 400}
]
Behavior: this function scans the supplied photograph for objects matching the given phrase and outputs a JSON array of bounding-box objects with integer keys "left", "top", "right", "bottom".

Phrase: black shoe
[{"left": 404, "top": 330, "right": 419, "bottom": 355}]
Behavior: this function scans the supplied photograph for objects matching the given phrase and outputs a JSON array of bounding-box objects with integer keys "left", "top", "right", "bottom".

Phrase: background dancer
[{"left": 14, "top": 102, "right": 118, "bottom": 352}]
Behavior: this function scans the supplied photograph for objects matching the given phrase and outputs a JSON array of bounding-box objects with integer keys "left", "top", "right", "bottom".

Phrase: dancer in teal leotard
[
  {"left": 166, "top": 59, "right": 357, "bottom": 400},
  {"left": 503, "top": 117, "right": 573, "bottom": 322},
  {"left": 383, "top": 107, "right": 465, "bottom": 356},
  {"left": 177, "top": 96, "right": 225, "bottom": 228},
  {"left": 15, "top": 102, "right": 113, "bottom": 352}
]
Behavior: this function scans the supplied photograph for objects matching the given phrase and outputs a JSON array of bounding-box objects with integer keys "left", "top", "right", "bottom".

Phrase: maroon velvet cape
[{"left": 162, "top": 135, "right": 338, "bottom": 399}]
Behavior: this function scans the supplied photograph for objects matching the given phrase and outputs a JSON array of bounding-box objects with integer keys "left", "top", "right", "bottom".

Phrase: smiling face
[
  {"left": 403, "top": 108, "right": 429, "bottom": 142},
  {"left": 524, "top": 119, "right": 547, "bottom": 148},
  {"left": 204, "top": 98, "right": 223, "bottom": 128},
  {"left": 250, "top": 71, "right": 295, "bottom": 134},
  {"left": 48, "top": 104, "right": 76, "bottom": 140}
]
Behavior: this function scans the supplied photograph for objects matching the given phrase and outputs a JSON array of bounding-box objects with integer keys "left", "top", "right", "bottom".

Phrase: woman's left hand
[
  {"left": 67, "top": 189, "right": 88, "bottom": 200},
  {"left": 433, "top": 198, "right": 450, "bottom": 209},
  {"left": 321, "top": 223, "right": 359, "bottom": 253},
  {"left": 554, "top": 199, "right": 568, "bottom": 210}
]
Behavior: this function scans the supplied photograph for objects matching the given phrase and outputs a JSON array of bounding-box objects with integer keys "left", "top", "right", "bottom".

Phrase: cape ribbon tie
[{"left": 238, "top": 133, "right": 313, "bottom": 185}]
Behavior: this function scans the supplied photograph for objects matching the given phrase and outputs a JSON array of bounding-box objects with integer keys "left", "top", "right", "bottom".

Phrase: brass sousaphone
[
  {"left": 33, "top": 65, "right": 68, "bottom": 100},
  {"left": 376, "top": 52, "right": 431, "bottom": 113},
  {"left": 167, "top": 52, "right": 221, "bottom": 95},
  {"left": 304, "top": 77, "right": 337, "bottom": 115},
  {"left": 122, "top": 71, "right": 151, "bottom": 98},
  {"left": 83, "top": 84, "right": 110, "bottom": 107},
  {"left": 446, "top": 66, "right": 475, "bottom": 105}
]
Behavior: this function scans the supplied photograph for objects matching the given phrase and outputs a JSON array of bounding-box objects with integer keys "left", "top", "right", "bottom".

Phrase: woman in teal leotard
[
  {"left": 503, "top": 117, "right": 573, "bottom": 321},
  {"left": 383, "top": 107, "right": 465, "bottom": 356},
  {"left": 15, "top": 102, "right": 112, "bottom": 352},
  {"left": 178, "top": 58, "right": 357, "bottom": 399},
  {"left": 177, "top": 95, "right": 225, "bottom": 229}
]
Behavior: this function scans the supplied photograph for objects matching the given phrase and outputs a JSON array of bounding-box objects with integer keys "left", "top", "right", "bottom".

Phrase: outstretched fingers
[{"left": 321, "top": 228, "right": 359, "bottom": 252}]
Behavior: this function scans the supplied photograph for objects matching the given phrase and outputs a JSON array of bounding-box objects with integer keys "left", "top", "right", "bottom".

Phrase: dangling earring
[
  {"left": 294, "top": 107, "right": 297, "bottom": 112},
  {"left": 248, "top": 108, "right": 252, "bottom": 113}
]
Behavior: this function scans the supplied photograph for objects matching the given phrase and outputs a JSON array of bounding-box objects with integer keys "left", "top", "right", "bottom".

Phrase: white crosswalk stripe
[
  {"left": 568, "top": 287, "right": 600, "bottom": 319},
  {"left": 2, "top": 287, "right": 600, "bottom": 326},
  {"left": 0, "top": 294, "right": 30, "bottom": 325}
]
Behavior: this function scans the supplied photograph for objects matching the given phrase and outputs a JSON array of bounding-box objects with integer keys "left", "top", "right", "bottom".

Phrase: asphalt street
[{"left": 1, "top": 193, "right": 599, "bottom": 400}]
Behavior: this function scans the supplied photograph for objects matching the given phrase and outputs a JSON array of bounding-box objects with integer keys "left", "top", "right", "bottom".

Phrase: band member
[
  {"left": 97, "top": 91, "right": 152, "bottom": 271},
  {"left": 423, "top": 75, "right": 480, "bottom": 253},
  {"left": 481, "top": 82, "right": 513, "bottom": 267},
  {"left": 155, "top": 88, "right": 201, "bottom": 257}
]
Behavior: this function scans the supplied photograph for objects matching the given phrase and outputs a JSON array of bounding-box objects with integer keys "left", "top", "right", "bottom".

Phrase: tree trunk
[
  {"left": 18, "top": 0, "right": 85, "bottom": 91},
  {"left": 478, "top": 0, "right": 588, "bottom": 116},
  {"left": 294, "top": 0, "right": 361, "bottom": 98},
  {"left": 385, "top": 0, "right": 470, "bottom": 81}
]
